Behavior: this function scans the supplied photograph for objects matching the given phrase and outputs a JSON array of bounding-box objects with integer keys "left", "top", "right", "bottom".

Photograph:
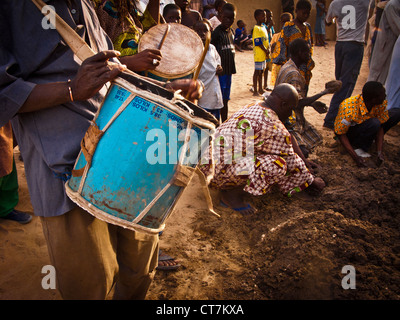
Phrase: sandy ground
[{"left": 1, "top": 41, "right": 400, "bottom": 300}]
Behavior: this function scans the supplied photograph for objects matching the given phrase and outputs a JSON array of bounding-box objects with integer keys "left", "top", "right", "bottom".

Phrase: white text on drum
[
  {"left": 146, "top": 122, "right": 208, "bottom": 165},
  {"left": 146, "top": 123, "right": 255, "bottom": 170}
]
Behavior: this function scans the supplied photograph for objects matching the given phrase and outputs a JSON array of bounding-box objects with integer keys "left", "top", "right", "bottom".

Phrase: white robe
[{"left": 368, "top": 0, "right": 400, "bottom": 84}]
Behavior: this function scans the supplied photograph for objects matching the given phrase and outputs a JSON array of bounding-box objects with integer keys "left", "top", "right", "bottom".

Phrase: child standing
[
  {"left": 270, "top": 12, "right": 292, "bottom": 87},
  {"left": 194, "top": 20, "right": 224, "bottom": 123},
  {"left": 314, "top": 0, "right": 327, "bottom": 46},
  {"left": 209, "top": 0, "right": 227, "bottom": 30},
  {"left": 252, "top": 9, "right": 270, "bottom": 96},
  {"left": 273, "top": 0, "right": 314, "bottom": 87},
  {"left": 211, "top": 3, "right": 237, "bottom": 122},
  {"left": 263, "top": 9, "right": 275, "bottom": 91}
]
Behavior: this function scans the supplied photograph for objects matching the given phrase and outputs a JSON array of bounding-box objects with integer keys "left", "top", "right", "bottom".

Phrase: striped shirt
[{"left": 211, "top": 24, "right": 236, "bottom": 75}]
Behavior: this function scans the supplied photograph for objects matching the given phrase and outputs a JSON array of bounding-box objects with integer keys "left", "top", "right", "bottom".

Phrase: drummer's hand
[
  {"left": 119, "top": 49, "right": 162, "bottom": 72},
  {"left": 71, "top": 51, "right": 126, "bottom": 101},
  {"left": 167, "top": 79, "right": 204, "bottom": 102}
]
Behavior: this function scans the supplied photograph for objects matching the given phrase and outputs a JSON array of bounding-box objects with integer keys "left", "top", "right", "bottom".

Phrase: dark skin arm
[
  {"left": 20, "top": 49, "right": 203, "bottom": 116},
  {"left": 216, "top": 65, "right": 223, "bottom": 75},
  {"left": 291, "top": 133, "right": 325, "bottom": 190},
  {"left": 376, "top": 127, "right": 385, "bottom": 165},
  {"left": 297, "top": 89, "right": 329, "bottom": 110},
  {"left": 147, "top": 0, "right": 161, "bottom": 23},
  {"left": 19, "top": 51, "right": 125, "bottom": 113},
  {"left": 295, "top": 88, "right": 330, "bottom": 129},
  {"left": 291, "top": 133, "right": 320, "bottom": 174},
  {"left": 119, "top": 49, "right": 162, "bottom": 72},
  {"left": 337, "top": 134, "right": 367, "bottom": 167},
  {"left": 254, "top": 31, "right": 270, "bottom": 56},
  {"left": 338, "top": 126, "right": 385, "bottom": 167}
]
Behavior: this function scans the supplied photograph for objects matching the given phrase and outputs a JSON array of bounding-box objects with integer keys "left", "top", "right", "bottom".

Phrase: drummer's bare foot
[{"left": 220, "top": 188, "right": 257, "bottom": 215}]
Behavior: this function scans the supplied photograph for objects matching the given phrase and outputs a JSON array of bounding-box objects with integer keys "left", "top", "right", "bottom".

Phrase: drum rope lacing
[{"left": 171, "top": 90, "right": 195, "bottom": 116}]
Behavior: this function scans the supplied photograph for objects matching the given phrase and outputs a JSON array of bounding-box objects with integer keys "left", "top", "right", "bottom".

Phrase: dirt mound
[
  {"left": 148, "top": 137, "right": 400, "bottom": 300},
  {"left": 255, "top": 210, "right": 400, "bottom": 300}
]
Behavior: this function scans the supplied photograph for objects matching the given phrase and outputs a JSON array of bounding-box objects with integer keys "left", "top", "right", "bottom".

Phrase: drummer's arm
[
  {"left": 147, "top": 0, "right": 161, "bottom": 24},
  {"left": 20, "top": 51, "right": 125, "bottom": 113},
  {"left": 19, "top": 82, "right": 76, "bottom": 113},
  {"left": 131, "top": 72, "right": 204, "bottom": 101}
]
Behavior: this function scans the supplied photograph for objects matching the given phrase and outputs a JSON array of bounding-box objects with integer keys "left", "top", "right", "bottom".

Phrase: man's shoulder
[
  {"left": 329, "top": 0, "right": 352, "bottom": 12},
  {"left": 341, "top": 94, "right": 363, "bottom": 108},
  {"left": 253, "top": 25, "right": 265, "bottom": 35},
  {"left": 233, "top": 102, "right": 268, "bottom": 119},
  {"left": 280, "top": 59, "right": 300, "bottom": 74},
  {"left": 330, "top": 0, "right": 370, "bottom": 11}
]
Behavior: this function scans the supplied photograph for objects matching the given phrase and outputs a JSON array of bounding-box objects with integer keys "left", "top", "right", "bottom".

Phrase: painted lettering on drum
[{"left": 66, "top": 81, "right": 215, "bottom": 233}]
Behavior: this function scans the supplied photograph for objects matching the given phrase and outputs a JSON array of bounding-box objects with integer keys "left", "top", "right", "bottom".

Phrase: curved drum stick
[
  {"left": 158, "top": 24, "right": 171, "bottom": 50},
  {"left": 186, "top": 32, "right": 211, "bottom": 99}
]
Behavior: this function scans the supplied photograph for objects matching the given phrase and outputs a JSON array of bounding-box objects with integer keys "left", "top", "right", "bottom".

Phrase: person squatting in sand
[
  {"left": 199, "top": 84, "right": 326, "bottom": 215},
  {"left": 334, "top": 81, "right": 399, "bottom": 168},
  {"left": 275, "top": 38, "right": 341, "bottom": 158}
]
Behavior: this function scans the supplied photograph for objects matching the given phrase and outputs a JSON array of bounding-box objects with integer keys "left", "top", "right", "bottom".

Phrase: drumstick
[
  {"left": 30, "top": 0, "right": 96, "bottom": 61},
  {"left": 30, "top": 0, "right": 153, "bottom": 84},
  {"left": 186, "top": 32, "right": 211, "bottom": 99},
  {"left": 148, "top": 24, "right": 169, "bottom": 77},
  {"left": 158, "top": 24, "right": 171, "bottom": 50}
]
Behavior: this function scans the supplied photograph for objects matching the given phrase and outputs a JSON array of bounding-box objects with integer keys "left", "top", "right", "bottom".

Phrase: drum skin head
[{"left": 138, "top": 23, "right": 204, "bottom": 79}]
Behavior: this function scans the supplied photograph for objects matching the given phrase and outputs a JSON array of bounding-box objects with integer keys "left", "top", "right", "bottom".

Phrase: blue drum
[{"left": 65, "top": 73, "right": 216, "bottom": 234}]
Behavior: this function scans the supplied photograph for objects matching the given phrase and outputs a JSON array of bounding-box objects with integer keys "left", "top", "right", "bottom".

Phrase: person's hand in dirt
[
  {"left": 355, "top": 156, "right": 368, "bottom": 168},
  {"left": 376, "top": 151, "right": 385, "bottom": 167},
  {"left": 304, "top": 159, "right": 321, "bottom": 174},
  {"left": 337, "top": 134, "right": 370, "bottom": 168}
]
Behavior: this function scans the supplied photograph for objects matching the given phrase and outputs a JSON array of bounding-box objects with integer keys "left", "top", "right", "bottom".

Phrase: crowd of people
[{"left": 0, "top": 0, "right": 399, "bottom": 300}]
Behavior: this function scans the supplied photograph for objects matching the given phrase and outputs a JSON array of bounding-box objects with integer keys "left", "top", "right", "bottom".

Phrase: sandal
[{"left": 157, "top": 250, "right": 181, "bottom": 271}]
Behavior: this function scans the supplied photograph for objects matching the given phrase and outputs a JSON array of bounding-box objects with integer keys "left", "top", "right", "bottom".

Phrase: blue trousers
[{"left": 324, "top": 41, "right": 364, "bottom": 129}]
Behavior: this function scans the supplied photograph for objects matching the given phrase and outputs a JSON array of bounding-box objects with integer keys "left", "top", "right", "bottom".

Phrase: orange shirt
[{"left": 334, "top": 94, "right": 389, "bottom": 135}]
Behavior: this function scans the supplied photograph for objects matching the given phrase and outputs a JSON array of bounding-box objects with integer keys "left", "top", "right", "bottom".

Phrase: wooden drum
[{"left": 138, "top": 23, "right": 204, "bottom": 79}]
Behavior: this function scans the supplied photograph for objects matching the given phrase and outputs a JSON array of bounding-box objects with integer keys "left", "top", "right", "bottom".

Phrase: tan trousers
[{"left": 40, "top": 206, "right": 159, "bottom": 300}]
